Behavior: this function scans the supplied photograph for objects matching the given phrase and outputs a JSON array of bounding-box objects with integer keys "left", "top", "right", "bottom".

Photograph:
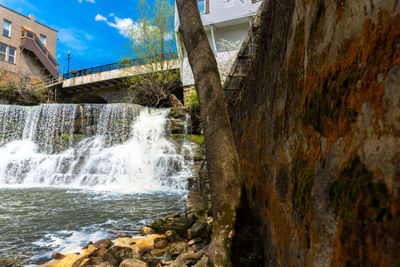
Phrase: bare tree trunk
[{"left": 175, "top": 1, "right": 242, "bottom": 266}]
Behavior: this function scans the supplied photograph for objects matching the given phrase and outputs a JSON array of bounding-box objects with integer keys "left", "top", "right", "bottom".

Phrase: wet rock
[
  {"left": 94, "top": 239, "right": 114, "bottom": 249},
  {"left": 169, "top": 242, "right": 188, "bottom": 258},
  {"left": 0, "top": 257, "right": 22, "bottom": 267},
  {"left": 140, "top": 227, "right": 155, "bottom": 236},
  {"left": 52, "top": 252, "right": 66, "bottom": 260},
  {"left": 103, "top": 246, "right": 135, "bottom": 266},
  {"left": 170, "top": 251, "right": 204, "bottom": 267},
  {"left": 187, "top": 222, "right": 207, "bottom": 239},
  {"left": 153, "top": 237, "right": 168, "bottom": 249},
  {"left": 81, "top": 256, "right": 104, "bottom": 266},
  {"left": 91, "top": 247, "right": 107, "bottom": 257},
  {"left": 187, "top": 237, "right": 202, "bottom": 246},
  {"left": 193, "top": 255, "right": 209, "bottom": 267},
  {"left": 150, "top": 219, "right": 188, "bottom": 238},
  {"left": 119, "top": 258, "right": 148, "bottom": 267},
  {"left": 85, "top": 262, "right": 113, "bottom": 267},
  {"left": 165, "top": 230, "right": 182, "bottom": 243},
  {"left": 83, "top": 241, "right": 94, "bottom": 249}
]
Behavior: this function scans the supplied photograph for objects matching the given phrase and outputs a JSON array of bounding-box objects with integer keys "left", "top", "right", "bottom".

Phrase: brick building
[{"left": 0, "top": 4, "right": 59, "bottom": 81}]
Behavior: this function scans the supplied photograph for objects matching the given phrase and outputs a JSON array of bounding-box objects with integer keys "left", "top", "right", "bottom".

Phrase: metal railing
[
  {"left": 21, "top": 30, "right": 59, "bottom": 69},
  {"left": 62, "top": 52, "right": 178, "bottom": 80},
  {"left": 30, "top": 76, "right": 63, "bottom": 90}
]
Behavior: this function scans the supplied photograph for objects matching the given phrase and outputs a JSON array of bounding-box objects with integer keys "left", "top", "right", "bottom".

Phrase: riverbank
[{"left": 42, "top": 183, "right": 211, "bottom": 267}]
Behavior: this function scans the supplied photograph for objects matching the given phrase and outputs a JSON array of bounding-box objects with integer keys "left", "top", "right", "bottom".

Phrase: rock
[
  {"left": 94, "top": 239, "right": 114, "bottom": 249},
  {"left": 52, "top": 252, "right": 66, "bottom": 260},
  {"left": 81, "top": 256, "right": 103, "bottom": 266},
  {"left": 193, "top": 255, "right": 209, "bottom": 267},
  {"left": 169, "top": 242, "right": 188, "bottom": 258},
  {"left": 83, "top": 241, "right": 94, "bottom": 249},
  {"left": 153, "top": 237, "right": 168, "bottom": 249},
  {"left": 170, "top": 251, "right": 204, "bottom": 267},
  {"left": 187, "top": 222, "right": 207, "bottom": 239},
  {"left": 103, "top": 246, "right": 135, "bottom": 266},
  {"left": 119, "top": 258, "right": 148, "bottom": 267},
  {"left": 187, "top": 237, "right": 202, "bottom": 246},
  {"left": 85, "top": 262, "right": 113, "bottom": 267},
  {"left": 165, "top": 230, "right": 182, "bottom": 243},
  {"left": 140, "top": 227, "right": 155, "bottom": 235},
  {"left": 150, "top": 219, "right": 188, "bottom": 237},
  {"left": 0, "top": 257, "right": 22, "bottom": 267},
  {"left": 91, "top": 247, "right": 107, "bottom": 257}
]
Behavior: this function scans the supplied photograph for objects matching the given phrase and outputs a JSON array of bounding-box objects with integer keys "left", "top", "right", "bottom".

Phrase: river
[{"left": 0, "top": 104, "right": 194, "bottom": 265}]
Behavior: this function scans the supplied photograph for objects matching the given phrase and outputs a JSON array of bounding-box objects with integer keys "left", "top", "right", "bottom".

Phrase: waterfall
[{"left": 0, "top": 104, "right": 192, "bottom": 192}]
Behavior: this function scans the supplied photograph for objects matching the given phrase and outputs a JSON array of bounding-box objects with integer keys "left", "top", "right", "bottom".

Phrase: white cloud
[
  {"left": 78, "top": 0, "right": 95, "bottom": 3},
  {"left": 109, "top": 13, "right": 115, "bottom": 17},
  {"left": 58, "top": 29, "right": 94, "bottom": 54},
  {"left": 95, "top": 14, "right": 136, "bottom": 38},
  {"left": 95, "top": 14, "right": 107, "bottom": 22}
]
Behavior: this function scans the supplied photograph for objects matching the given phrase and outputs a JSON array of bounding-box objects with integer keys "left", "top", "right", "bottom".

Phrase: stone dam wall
[{"left": 228, "top": 0, "right": 400, "bottom": 265}]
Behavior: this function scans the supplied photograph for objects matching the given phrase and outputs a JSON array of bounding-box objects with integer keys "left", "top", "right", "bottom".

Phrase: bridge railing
[
  {"left": 62, "top": 52, "right": 178, "bottom": 80},
  {"left": 30, "top": 75, "right": 63, "bottom": 90}
]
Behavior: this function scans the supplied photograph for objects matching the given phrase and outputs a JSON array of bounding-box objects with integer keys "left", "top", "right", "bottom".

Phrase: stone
[
  {"left": 169, "top": 242, "right": 188, "bottom": 258},
  {"left": 103, "top": 246, "right": 135, "bottom": 266},
  {"left": 187, "top": 237, "right": 202, "bottom": 246},
  {"left": 80, "top": 256, "right": 103, "bottom": 266},
  {"left": 165, "top": 230, "right": 182, "bottom": 243},
  {"left": 153, "top": 237, "right": 168, "bottom": 249},
  {"left": 150, "top": 219, "right": 188, "bottom": 237},
  {"left": 187, "top": 222, "right": 207, "bottom": 239},
  {"left": 193, "top": 255, "right": 209, "bottom": 267},
  {"left": 93, "top": 239, "right": 114, "bottom": 249},
  {"left": 140, "top": 227, "right": 155, "bottom": 235},
  {"left": 91, "top": 247, "right": 107, "bottom": 257},
  {"left": 52, "top": 252, "right": 66, "bottom": 260},
  {"left": 119, "top": 258, "right": 148, "bottom": 267}
]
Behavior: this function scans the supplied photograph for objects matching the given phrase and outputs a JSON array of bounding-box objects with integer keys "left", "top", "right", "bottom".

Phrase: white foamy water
[{"left": 0, "top": 103, "right": 192, "bottom": 192}]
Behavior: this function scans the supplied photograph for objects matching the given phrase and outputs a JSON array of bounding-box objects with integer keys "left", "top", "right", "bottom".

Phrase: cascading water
[
  {"left": 0, "top": 103, "right": 196, "bottom": 264},
  {"left": 0, "top": 103, "right": 191, "bottom": 191}
]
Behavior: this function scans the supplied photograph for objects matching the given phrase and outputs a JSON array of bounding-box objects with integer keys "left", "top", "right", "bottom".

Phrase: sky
[{"left": 0, "top": 0, "right": 172, "bottom": 73}]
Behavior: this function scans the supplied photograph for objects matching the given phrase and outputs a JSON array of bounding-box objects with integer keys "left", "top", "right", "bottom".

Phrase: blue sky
[{"left": 0, "top": 0, "right": 172, "bottom": 73}]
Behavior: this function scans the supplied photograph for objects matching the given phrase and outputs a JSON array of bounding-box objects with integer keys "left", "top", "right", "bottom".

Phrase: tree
[
  {"left": 124, "top": 0, "right": 182, "bottom": 107},
  {"left": 175, "top": 0, "right": 243, "bottom": 266}
]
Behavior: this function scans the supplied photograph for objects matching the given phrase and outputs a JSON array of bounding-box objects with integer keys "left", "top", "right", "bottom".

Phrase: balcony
[{"left": 20, "top": 29, "right": 59, "bottom": 78}]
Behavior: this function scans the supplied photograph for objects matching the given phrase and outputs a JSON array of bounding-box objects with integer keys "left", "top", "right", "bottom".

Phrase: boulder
[
  {"left": 140, "top": 227, "right": 155, "bottom": 236},
  {"left": 165, "top": 230, "right": 182, "bottom": 243},
  {"left": 194, "top": 255, "right": 209, "bottom": 267},
  {"left": 169, "top": 242, "right": 188, "bottom": 258},
  {"left": 94, "top": 239, "right": 114, "bottom": 249},
  {"left": 52, "top": 252, "right": 66, "bottom": 260},
  {"left": 103, "top": 246, "right": 135, "bottom": 266},
  {"left": 119, "top": 258, "right": 148, "bottom": 267},
  {"left": 150, "top": 219, "right": 188, "bottom": 238},
  {"left": 187, "top": 237, "right": 202, "bottom": 246},
  {"left": 187, "top": 222, "right": 207, "bottom": 239},
  {"left": 153, "top": 237, "right": 168, "bottom": 249}
]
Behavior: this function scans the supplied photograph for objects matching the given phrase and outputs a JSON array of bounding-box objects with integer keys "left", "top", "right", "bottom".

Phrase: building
[
  {"left": 0, "top": 5, "right": 59, "bottom": 82},
  {"left": 174, "top": 0, "right": 262, "bottom": 99}
]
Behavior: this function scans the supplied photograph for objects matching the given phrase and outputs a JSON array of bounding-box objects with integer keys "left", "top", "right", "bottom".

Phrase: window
[
  {"left": 40, "top": 34, "right": 47, "bottom": 45},
  {"left": 3, "top": 20, "right": 11, "bottom": 37},
  {"left": 8, "top": 47, "right": 15, "bottom": 63},
  {"left": 197, "top": 0, "right": 206, "bottom": 14},
  {"left": 0, "top": 44, "right": 6, "bottom": 61}
]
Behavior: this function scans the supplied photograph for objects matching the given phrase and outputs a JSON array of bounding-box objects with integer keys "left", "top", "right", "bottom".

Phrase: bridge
[{"left": 32, "top": 52, "right": 179, "bottom": 103}]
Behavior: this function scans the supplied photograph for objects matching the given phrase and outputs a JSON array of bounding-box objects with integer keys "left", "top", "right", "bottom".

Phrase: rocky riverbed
[{"left": 41, "top": 189, "right": 211, "bottom": 267}]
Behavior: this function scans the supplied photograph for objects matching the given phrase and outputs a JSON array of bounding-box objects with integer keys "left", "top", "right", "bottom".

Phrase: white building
[{"left": 174, "top": 0, "right": 262, "bottom": 93}]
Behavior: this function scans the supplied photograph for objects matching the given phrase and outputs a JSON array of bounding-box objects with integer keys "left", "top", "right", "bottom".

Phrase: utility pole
[{"left": 67, "top": 50, "right": 71, "bottom": 73}]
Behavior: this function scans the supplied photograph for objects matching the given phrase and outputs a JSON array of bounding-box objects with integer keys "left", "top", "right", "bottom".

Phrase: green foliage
[
  {"left": 124, "top": 0, "right": 181, "bottom": 107},
  {"left": 187, "top": 91, "right": 200, "bottom": 113},
  {"left": 171, "top": 134, "right": 204, "bottom": 144}
]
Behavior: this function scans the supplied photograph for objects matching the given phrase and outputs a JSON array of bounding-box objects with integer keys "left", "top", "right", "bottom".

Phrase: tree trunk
[{"left": 175, "top": 1, "right": 242, "bottom": 266}]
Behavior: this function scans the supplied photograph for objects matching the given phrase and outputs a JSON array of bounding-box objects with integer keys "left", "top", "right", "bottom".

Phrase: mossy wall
[{"left": 228, "top": 0, "right": 400, "bottom": 265}]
